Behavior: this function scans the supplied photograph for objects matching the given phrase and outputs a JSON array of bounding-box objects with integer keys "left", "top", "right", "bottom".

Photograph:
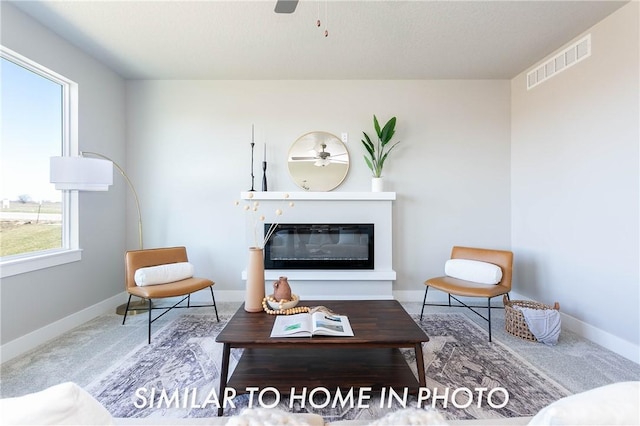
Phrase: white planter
[{"left": 371, "top": 177, "right": 384, "bottom": 192}]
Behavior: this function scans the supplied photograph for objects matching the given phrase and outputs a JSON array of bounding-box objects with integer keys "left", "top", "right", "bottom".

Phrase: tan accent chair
[
  {"left": 420, "top": 246, "right": 513, "bottom": 342},
  {"left": 123, "top": 246, "right": 219, "bottom": 343}
]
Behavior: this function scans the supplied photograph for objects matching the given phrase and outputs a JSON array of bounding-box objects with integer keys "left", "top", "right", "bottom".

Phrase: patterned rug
[{"left": 86, "top": 312, "right": 569, "bottom": 422}]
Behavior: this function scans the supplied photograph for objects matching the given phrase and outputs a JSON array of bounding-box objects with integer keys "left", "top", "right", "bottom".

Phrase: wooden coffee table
[{"left": 215, "top": 299, "right": 429, "bottom": 416}]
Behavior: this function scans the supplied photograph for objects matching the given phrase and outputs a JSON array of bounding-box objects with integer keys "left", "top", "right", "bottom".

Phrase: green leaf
[
  {"left": 361, "top": 132, "right": 374, "bottom": 156},
  {"left": 380, "top": 117, "right": 396, "bottom": 145},
  {"left": 362, "top": 131, "right": 373, "bottom": 146},
  {"left": 363, "top": 155, "right": 374, "bottom": 173},
  {"left": 373, "top": 115, "right": 381, "bottom": 139},
  {"left": 379, "top": 153, "right": 388, "bottom": 171}
]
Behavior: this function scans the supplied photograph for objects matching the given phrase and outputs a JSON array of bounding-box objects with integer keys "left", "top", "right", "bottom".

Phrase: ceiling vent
[{"left": 527, "top": 34, "right": 591, "bottom": 90}]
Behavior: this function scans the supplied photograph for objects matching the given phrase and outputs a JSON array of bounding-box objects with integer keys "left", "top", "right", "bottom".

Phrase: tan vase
[
  {"left": 245, "top": 247, "right": 265, "bottom": 312},
  {"left": 273, "top": 276, "right": 292, "bottom": 301}
]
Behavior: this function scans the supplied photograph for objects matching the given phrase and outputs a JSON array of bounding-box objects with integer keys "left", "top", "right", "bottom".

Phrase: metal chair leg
[
  {"left": 420, "top": 286, "right": 429, "bottom": 320},
  {"left": 487, "top": 297, "right": 492, "bottom": 342},
  {"left": 147, "top": 299, "right": 152, "bottom": 344},
  {"left": 122, "top": 295, "right": 132, "bottom": 325},
  {"left": 210, "top": 286, "right": 219, "bottom": 322}
]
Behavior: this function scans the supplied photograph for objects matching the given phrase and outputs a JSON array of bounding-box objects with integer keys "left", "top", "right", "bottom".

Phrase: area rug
[{"left": 86, "top": 312, "right": 569, "bottom": 422}]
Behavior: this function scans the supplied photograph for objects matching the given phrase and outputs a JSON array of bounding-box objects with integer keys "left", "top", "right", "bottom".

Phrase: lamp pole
[
  {"left": 80, "top": 151, "right": 147, "bottom": 316},
  {"left": 81, "top": 151, "right": 143, "bottom": 250}
]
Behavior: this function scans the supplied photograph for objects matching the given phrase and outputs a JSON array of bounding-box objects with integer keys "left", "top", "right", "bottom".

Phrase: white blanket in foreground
[
  {"left": 529, "top": 381, "right": 640, "bottom": 425},
  {"left": 0, "top": 382, "right": 113, "bottom": 425}
]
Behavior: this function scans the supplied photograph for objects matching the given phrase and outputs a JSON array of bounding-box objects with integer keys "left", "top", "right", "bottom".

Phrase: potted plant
[{"left": 361, "top": 115, "right": 400, "bottom": 191}]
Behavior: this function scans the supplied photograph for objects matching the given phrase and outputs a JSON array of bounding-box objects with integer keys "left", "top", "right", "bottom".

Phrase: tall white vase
[
  {"left": 245, "top": 247, "right": 265, "bottom": 312},
  {"left": 371, "top": 177, "right": 384, "bottom": 192}
]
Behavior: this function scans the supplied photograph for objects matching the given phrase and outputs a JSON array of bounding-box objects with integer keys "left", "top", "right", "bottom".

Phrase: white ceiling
[{"left": 9, "top": 0, "right": 629, "bottom": 80}]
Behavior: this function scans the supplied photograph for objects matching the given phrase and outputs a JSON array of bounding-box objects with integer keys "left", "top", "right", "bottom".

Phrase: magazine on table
[{"left": 270, "top": 311, "right": 354, "bottom": 337}]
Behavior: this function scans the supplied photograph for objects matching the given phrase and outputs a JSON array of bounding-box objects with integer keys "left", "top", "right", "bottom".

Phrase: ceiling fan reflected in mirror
[
  {"left": 287, "top": 131, "right": 350, "bottom": 191},
  {"left": 275, "top": 0, "right": 299, "bottom": 14},
  {"left": 291, "top": 143, "right": 348, "bottom": 167}
]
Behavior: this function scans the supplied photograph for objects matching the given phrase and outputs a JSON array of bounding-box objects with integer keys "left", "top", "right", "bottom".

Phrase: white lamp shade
[{"left": 50, "top": 156, "right": 113, "bottom": 191}]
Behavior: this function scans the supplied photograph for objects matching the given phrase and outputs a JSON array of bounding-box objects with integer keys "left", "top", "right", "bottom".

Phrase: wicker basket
[{"left": 503, "top": 295, "right": 560, "bottom": 341}]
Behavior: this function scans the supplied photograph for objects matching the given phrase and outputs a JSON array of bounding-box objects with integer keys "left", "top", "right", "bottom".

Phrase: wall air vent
[{"left": 527, "top": 34, "right": 591, "bottom": 90}]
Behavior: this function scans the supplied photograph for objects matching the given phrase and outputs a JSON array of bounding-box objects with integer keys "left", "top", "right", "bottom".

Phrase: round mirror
[{"left": 287, "top": 131, "right": 350, "bottom": 191}]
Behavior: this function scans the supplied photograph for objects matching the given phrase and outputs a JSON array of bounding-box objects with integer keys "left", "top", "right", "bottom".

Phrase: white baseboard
[
  {"left": 188, "top": 289, "right": 244, "bottom": 303},
  {"left": 190, "top": 289, "right": 394, "bottom": 303},
  {"left": 0, "top": 293, "right": 127, "bottom": 363}
]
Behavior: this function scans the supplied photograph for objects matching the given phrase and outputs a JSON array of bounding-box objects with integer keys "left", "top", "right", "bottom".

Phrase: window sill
[{"left": 1, "top": 249, "right": 82, "bottom": 278}]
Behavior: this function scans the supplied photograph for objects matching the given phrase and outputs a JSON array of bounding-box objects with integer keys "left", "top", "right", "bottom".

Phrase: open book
[{"left": 270, "top": 311, "right": 354, "bottom": 337}]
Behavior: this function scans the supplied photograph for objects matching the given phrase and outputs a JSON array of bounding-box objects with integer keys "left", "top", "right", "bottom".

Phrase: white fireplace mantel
[
  {"left": 240, "top": 191, "right": 396, "bottom": 299},
  {"left": 240, "top": 191, "right": 396, "bottom": 201}
]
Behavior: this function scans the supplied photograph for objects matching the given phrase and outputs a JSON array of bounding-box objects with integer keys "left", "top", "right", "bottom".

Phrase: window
[{"left": 1, "top": 46, "right": 80, "bottom": 277}]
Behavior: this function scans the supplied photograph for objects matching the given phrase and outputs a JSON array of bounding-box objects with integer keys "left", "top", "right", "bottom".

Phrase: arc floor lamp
[{"left": 50, "top": 152, "right": 147, "bottom": 315}]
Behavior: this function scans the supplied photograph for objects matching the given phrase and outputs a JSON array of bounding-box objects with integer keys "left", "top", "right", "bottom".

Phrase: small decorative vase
[
  {"left": 245, "top": 247, "right": 265, "bottom": 312},
  {"left": 371, "top": 177, "right": 384, "bottom": 192},
  {"left": 273, "top": 276, "right": 292, "bottom": 301}
]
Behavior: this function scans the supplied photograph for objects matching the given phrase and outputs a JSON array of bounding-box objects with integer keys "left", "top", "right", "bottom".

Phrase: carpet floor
[
  {"left": 85, "top": 312, "right": 568, "bottom": 422},
  {"left": 2, "top": 302, "right": 639, "bottom": 424}
]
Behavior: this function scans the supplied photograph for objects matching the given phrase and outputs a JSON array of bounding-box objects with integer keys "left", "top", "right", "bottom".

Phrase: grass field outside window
[{"left": 1, "top": 201, "right": 62, "bottom": 257}]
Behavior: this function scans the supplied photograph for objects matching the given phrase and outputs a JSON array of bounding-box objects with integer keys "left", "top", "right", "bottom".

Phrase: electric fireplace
[{"left": 264, "top": 223, "right": 374, "bottom": 270}]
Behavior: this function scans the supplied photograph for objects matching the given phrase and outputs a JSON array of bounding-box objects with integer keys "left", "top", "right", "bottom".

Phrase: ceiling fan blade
[
  {"left": 275, "top": 0, "right": 298, "bottom": 14},
  {"left": 292, "top": 158, "right": 348, "bottom": 165}
]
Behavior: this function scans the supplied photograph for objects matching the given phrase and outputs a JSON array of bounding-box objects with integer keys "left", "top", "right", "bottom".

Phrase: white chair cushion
[
  {"left": 0, "top": 382, "right": 113, "bottom": 425},
  {"left": 445, "top": 259, "right": 503, "bottom": 285},
  {"left": 134, "top": 262, "right": 194, "bottom": 286},
  {"left": 528, "top": 381, "right": 640, "bottom": 425}
]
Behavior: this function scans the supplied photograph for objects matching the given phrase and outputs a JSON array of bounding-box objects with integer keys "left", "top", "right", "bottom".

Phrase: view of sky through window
[{"left": 1, "top": 57, "right": 62, "bottom": 203}]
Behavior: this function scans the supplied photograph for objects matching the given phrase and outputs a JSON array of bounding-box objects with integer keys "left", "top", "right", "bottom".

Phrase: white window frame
[{"left": 1, "top": 46, "right": 81, "bottom": 278}]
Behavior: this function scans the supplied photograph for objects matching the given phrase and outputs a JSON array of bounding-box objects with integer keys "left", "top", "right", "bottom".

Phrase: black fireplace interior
[{"left": 264, "top": 223, "right": 374, "bottom": 270}]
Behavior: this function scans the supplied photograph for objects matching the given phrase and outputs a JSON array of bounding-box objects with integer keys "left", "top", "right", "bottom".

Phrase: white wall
[
  {"left": 126, "top": 80, "right": 512, "bottom": 298},
  {"left": 0, "top": 4, "right": 127, "bottom": 346},
  {"left": 511, "top": 2, "right": 639, "bottom": 355}
]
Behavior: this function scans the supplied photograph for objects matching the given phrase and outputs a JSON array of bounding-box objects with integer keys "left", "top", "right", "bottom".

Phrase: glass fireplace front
[{"left": 264, "top": 223, "right": 374, "bottom": 270}]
